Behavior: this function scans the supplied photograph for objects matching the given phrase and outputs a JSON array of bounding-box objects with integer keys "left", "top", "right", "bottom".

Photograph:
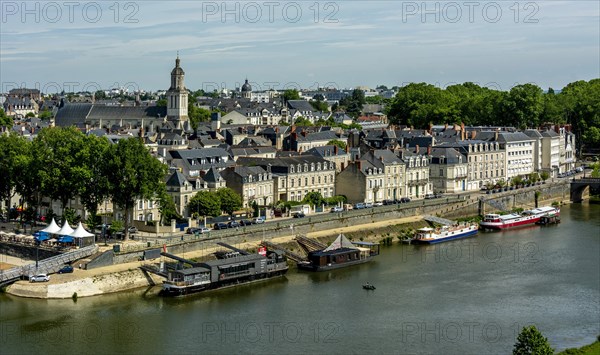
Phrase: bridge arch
[{"left": 570, "top": 178, "right": 600, "bottom": 202}]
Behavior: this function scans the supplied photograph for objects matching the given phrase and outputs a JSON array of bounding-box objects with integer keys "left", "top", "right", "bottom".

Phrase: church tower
[{"left": 166, "top": 54, "right": 189, "bottom": 128}]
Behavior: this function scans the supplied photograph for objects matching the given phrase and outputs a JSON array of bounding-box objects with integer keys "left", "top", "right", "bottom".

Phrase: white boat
[
  {"left": 412, "top": 224, "right": 479, "bottom": 244},
  {"left": 479, "top": 206, "right": 560, "bottom": 230}
]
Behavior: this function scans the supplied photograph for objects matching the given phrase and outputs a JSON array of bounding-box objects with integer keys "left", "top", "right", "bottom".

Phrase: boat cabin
[
  {"left": 306, "top": 247, "right": 370, "bottom": 267},
  {"left": 483, "top": 214, "right": 501, "bottom": 222},
  {"left": 165, "top": 266, "right": 211, "bottom": 286}
]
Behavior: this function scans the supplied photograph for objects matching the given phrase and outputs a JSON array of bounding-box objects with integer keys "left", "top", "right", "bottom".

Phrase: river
[{"left": 1, "top": 204, "right": 598, "bottom": 354}]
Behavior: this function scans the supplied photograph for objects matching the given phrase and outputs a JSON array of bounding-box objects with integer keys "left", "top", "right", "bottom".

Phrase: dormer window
[{"left": 290, "top": 166, "right": 295, "bottom": 173}]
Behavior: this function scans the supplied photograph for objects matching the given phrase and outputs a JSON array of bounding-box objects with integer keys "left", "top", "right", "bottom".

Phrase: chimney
[
  {"left": 334, "top": 145, "right": 338, "bottom": 155},
  {"left": 291, "top": 125, "right": 296, "bottom": 133},
  {"left": 494, "top": 131, "right": 498, "bottom": 141},
  {"left": 301, "top": 130, "right": 307, "bottom": 137},
  {"left": 471, "top": 131, "right": 476, "bottom": 139},
  {"left": 461, "top": 122, "right": 465, "bottom": 131},
  {"left": 444, "top": 123, "right": 448, "bottom": 130},
  {"left": 554, "top": 125, "right": 559, "bottom": 134},
  {"left": 427, "top": 145, "right": 431, "bottom": 155},
  {"left": 379, "top": 155, "right": 383, "bottom": 162},
  {"left": 415, "top": 145, "right": 419, "bottom": 154},
  {"left": 292, "top": 132, "right": 298, "bottom": 141},
  {"left": 357, "top": 160, "right": 362, "bottom": 171},
  {"left": 275, "top": 127, "right": 279, "bottom": 133},
  {"left": 461, "top": 128, "right": 465, "bottom": 141}
]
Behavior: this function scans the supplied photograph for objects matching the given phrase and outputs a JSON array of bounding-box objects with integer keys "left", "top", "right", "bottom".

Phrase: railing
[{"left": 0, "top": 245, "right": 98, "bottom": 283}]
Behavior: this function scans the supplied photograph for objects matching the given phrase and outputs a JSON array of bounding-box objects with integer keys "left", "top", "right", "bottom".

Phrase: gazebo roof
[
  {"left": 57, "top": 221, "right": 75, "bottom": 236},
  {"left": 41, "top": 218, "right": 61, "bottom": 234},
  {"left": 70, "top": 222, "right": 94, "bottom": 238}
]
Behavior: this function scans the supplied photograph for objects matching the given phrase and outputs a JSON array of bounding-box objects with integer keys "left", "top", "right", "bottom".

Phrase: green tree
[
  {"left": 0, "top": 133, "right": 30, "bottom": 213},
  {"left": 327, "top": 139, "right": 347, "bottom": 150},
  {"left": 33, "top": 127, "right": 87, "bottom": 213},
  {"left": 302, "top": 191, "right": 324, "bottom": 209},
  {"left": 0, "top": 108, "right": 12, "bottom": 127},
  {"left": 283, "top": 89, "right": 301, "bottom": 101},
  {"left": 340, "top": 89, "right": 366, "bottom": 118},
  {"left": 188, "top": 102, "right": 211, "bottom": 130},
  {"left": 157, "top": 185, "right": 180, "bottom": 224},
  {"left": 512, "top": 325, "right": 553, "bottom": 355},
  {"left": 38, "top": 109, "right": 53, "bottom": 120},
  {"left": 310, "top": 99, "right": 328, "bottom": 112},
  {"left": 216, "top": 188, "right": 242, "bottom": 216},
  {"left": 188, "top": 190, "right": 221, "bottom": 218},
  {"left": 294, "top": 117, "right": 313, "bottom": 126},
  {"left": 25, "top": 112, "right": 35, "bottom": 118},
  {"left": 156, "top": 98, "right": 167, "bottom": 107},
  {"left": 77, "top": 134, "right": 111, "bottom": 227},
  {"left": 503, "top": 84, "right": 544, "bottom": 129},
  {"left": 387, "top": 83, "right": 449, "bottom": 128},
  {"left": 540, "top": 171, "right": 550, "bottom": 181},
  {"left": 106, "top": 138, "right": 167, "bottom": 240}
]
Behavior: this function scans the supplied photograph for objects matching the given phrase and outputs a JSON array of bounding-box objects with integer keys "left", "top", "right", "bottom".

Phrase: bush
[{"left": 513, "top": 325, "right": 553, "bottom": 355}]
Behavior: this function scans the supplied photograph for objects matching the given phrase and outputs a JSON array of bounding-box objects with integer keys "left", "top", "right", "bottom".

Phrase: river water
[{"left": 1, "top": 204, "right": 598, "bottom": 354}]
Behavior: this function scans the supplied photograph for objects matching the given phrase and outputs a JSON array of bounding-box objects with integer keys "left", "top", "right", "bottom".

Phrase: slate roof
[
  {"left": 303, "top": 145, "right": 348, "bottom": 158},
  {"left": 54, "top": 103, "right": 166, "bottom": 127},
  {"left": 166, "top": 171, "right": 188, "bottom": 187},
  {"left": 430, "top": 147, "right": 465, "bottom": 164},
  {"left": 287, "top": 100, "right": 314, "bottom": 112},
  {"left": 541, "top": 130, "right": 559, "bottom": 138}
]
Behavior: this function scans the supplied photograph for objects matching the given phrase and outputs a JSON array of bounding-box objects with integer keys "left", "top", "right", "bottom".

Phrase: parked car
[
  {"left": 213, "top": 222, "right": 228, "bottom": 230},
  {"left": 128, "top": 226, "right": 138, "bottom": 233},
  {"left": 253, "top": 217, "right": 265, "bottom": 224},
  {"left": 364, "top": 202, "right": 373, "bottom": 208},
  {"left": 197, "top": 227, "right": 211, "bottom": 234},
  {"left": 30, "top": 274, "right": 50, "bottom": 282},
  {"left": 373, "top": 202, "right": 383, "bottom": 207},
  {"left": 354, "top": 203, "right": 365, "bottom": 209},
  {"left": 293, "top": 212, "right": 306, "bottom": 218},
  {"left": 239, "top": 219, "right": 253, "bottom": 226},
  {"left": 383, "top": 199, "right": 395, "bottom": 205},
  {"left": 330, "top": 206, "right": 344, "bottom": 213},
  {"left": 228, "top": 221, "right": 240, "bottom": 228},
  {"left": 58, "top": 265, "right": 74, "bottom": 274},
  {"left": 186, "top": 227, "right": 200, "bottom": 234},
  {"left": 424, "top": 194, "right": 436, "bottom": 199},
  {"left": 399, "top": 197, "right": 411, "bottom": 203}
]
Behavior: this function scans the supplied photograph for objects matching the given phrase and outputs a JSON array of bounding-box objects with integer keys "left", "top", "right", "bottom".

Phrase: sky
[{"left": 1, "top": 1, "right": 599, "bottom": 94}]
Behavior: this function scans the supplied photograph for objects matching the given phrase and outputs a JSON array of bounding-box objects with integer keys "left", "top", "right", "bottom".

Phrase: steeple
[{"left": 166, "top": 54, "right": 189, "bottom": 128}]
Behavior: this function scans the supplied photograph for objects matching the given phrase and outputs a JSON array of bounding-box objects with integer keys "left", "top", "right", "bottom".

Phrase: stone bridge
[{"left": 570, "top": 178, "right": 600, "bottom": 202}]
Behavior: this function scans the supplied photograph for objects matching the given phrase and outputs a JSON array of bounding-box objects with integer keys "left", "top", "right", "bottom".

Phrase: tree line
[
  {"left": 385, "top": 79, "right": 600, "bottom": 152},
  {"left": 0, "top": 128, "right": 173, "bottom": 240}
]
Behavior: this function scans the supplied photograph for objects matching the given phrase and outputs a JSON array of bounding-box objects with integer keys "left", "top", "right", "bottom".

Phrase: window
[{"left": 312, "top": 177, "right": 315, "bottom": 184}]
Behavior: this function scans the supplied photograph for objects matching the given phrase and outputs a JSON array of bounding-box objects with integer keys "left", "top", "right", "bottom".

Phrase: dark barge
[
  {"left": 160, "top": 244, "right": 288, "bottom": 296},
  {"left": 296, "top": 234, "right": 379, "bottom": 272}
]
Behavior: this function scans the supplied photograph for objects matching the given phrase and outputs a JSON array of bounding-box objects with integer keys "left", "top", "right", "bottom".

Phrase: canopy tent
[
  {"left": 70, "top": 222, "right": 95, "bottom": 247},
  {"left": 56, "top": 221, "right": 74, "bottom": 236},
  {"left": 70, "top": 222, "right": 94, "bottom": 238},
  {"left": 41, "top": 218, "right": 61, "bottom": 234}
]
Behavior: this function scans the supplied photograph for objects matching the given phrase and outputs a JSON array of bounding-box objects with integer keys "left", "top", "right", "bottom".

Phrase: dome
[
  {"left": 171, "top": 57, "right": 185, "bottom": 76},
  {"left": 241, "top": 79, "right": 252, "bottom": 92}
]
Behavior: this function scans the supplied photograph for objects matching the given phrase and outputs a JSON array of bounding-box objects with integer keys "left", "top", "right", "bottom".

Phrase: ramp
[
  {"left": 260, "top": 240, "right": 306, "bottom": 263},
  {"left": 216, "top": 242, "right": 250, "bottom": 255},
  {"left": 0, "top": 245, "right": 98, "bottom": 284},
  {"left": 294, "top": 235, "right": 326, "bottom": 251},
  {"left": 423, "top": 215, "right": 455, "bottom": 226}
]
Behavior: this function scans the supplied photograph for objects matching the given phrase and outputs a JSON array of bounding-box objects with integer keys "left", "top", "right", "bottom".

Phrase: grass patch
[{"left": 558, "top": 337, "right": 600, "bottom": 355}]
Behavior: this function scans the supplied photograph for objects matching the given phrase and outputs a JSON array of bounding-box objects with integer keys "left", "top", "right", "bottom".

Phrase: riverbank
[{"left": 5, "top": 214, "right": 427, "bottom": 299}]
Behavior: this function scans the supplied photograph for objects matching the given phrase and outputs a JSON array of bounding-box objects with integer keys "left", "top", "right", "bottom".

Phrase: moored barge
[
  {"left": 161, "top": 246, "right": 288, "bottom": 296},
  {"left": 479, "top": 206, "right": 560, "bottom": 230},
  {"left": 412, "top": 223, "right": 479, "bottom": 244},
  {"left": 296, "top": 234, "right": 379, "bottom": 272}
]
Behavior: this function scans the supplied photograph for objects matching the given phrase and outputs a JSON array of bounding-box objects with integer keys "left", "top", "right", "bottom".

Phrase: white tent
[
  {"left": 56, "top": 221, "right": 74, "bottom": 236},
  {"left": 41, "top": 218, "right": 61, "bottom": 234},
  {"left": 323, "top": 234, "right": 357, "bottom": 251},
  {"left": 70, "top": 222, "right": 94, "bottom": 238}
]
